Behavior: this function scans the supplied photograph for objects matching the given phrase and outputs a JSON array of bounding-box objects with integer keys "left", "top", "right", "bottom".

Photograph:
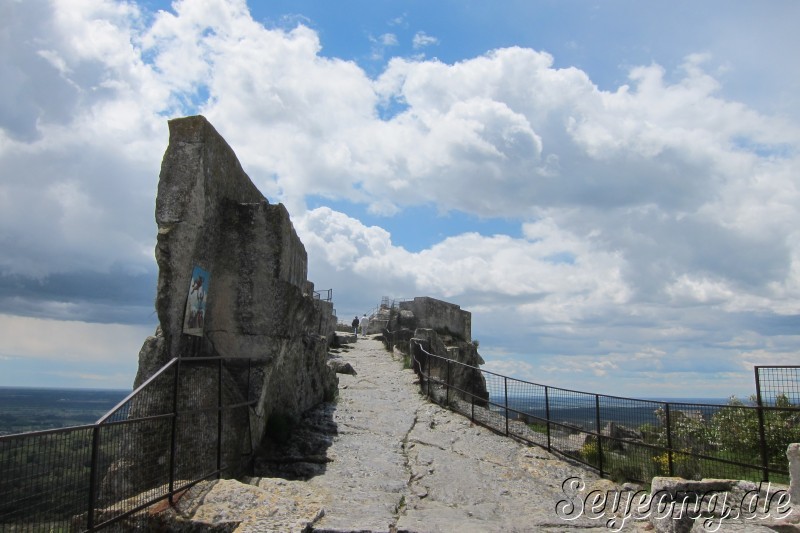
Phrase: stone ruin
[
  {"left": 102, "top": 115, "right": 338, "bottom": 498},
  {"left": 380, "top": 296, "right": 489, "bottom": 406}
]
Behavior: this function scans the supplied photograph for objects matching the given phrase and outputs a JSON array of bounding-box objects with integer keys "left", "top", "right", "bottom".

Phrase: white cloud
[
  {"left": 481, "top": 358, "right": 536, "bottom": 380},
  {"left": 0, "top": 313, "right": 152, "bottom": 364},
  {"left": 2, "top": 0, "right": 799, "bottom": 395},
  {"left": 380, "top": 33, "right": 398, "bottom": 46},
  {"left": 412, "top": 31, "right": 438, "bottom": 50},
  {"left": 297, "top": 207, "right": 629, "bottom": 315}
]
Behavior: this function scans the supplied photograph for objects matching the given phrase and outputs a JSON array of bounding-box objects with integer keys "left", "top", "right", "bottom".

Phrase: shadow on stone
[{"left": 251, "top": 401, "right": 338, "bottom": 480}]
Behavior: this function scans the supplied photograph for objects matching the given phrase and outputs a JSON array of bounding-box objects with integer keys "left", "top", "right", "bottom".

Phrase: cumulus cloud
[
  {"left": 0, "top": 313, "right": 151, "bottom": 364},
  {"left": 2, "top": 0, "right": 799, "bottom": 394},
  {"left": 1, "top": 0, "right": 169, "bottom": 295}
]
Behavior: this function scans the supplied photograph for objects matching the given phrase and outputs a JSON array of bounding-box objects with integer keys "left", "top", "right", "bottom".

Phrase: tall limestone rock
[
  {"left": 104, "top": 116, "right": 337, "bottom": 499},
  {"left": 148, "top": 114, "right": 337, "bottom": 419}
]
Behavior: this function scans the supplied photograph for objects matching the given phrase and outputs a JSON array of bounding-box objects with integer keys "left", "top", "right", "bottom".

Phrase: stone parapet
[{"left": 399, "top": 297, "right": 471, "bottom": 342}]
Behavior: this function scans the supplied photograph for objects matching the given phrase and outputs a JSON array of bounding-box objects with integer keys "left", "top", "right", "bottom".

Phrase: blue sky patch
[{"left": 307, "top": 196, "right": 520, "bottom": 252}]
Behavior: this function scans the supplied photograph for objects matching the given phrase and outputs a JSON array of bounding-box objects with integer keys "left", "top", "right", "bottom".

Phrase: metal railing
[
  {"left": 408, "top": 342, "right": 800, "bottom": 484},
  {"left": 756, "top": 366, "right": 800, "bottom": 406},
  {"left": 0, "top": 356, "right": 264, "bottom": 531},
  {"left": 366, "top": 296, "right": 412, "bottom": 321},
  {"left": 313, "top": 288, "right": 333, "bottom": 302}
]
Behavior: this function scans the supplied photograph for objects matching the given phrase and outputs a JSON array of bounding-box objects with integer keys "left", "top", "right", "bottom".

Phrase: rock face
[
  {"left": 411, "top": 328, "right": 490, "bottom": 406},
  {"left": 380, "top": 296, "right": 489, "bottom": 406},
  {"left": 108, "top": 116, "right": 337, "bottom": 496},
  {"left": 400, "top": 297, "right": 472, "bottom": 341}
]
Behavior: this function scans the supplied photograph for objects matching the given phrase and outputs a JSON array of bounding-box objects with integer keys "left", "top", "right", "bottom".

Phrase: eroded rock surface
[{"left": 102, "top": 116, "right": 337, "bottom": 501}]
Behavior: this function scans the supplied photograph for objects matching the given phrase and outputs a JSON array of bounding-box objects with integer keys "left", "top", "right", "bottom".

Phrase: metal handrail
[
  {"left": 98, "top": 357, "right": 179, "bottom": 424},
  {"left": 405, "top": 338, "right": 797, "bottom": 484},
  {"left": 0, "top": 355, "right": 268, "bottom": 531},
  {"left": 313, "top": 288, "right": 333, "bottom": 302}
]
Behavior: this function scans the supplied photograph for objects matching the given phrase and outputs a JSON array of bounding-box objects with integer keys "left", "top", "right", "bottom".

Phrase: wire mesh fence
[
  {"left": 412, "top": 344, "right": 800, "bottom": 485},
  {"left": 0, "top": 356, "right": 263, "bottom": 531},
  {"left": 0, "top": 426, "right": 95, "bottom": 531},
  {"left": 756, "top": 366, "right": 800, "bottom": 406}
]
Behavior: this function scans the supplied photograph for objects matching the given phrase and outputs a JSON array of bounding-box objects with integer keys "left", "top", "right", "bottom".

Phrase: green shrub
[
  {"left": 526, "top": 421, "right": 548, "bottom": 434},
  {"left": 708, "top": 394, "right": 800, "bottom": 469},
  {"left": 581, "top": 440, "right": 600, "bottom": 465},
  {"left": 651, "top": 450, "right": 700, "bottom": 479}
]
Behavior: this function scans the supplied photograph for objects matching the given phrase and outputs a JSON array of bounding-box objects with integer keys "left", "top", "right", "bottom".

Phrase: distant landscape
[
  {"left": 0, "top": 385, "right": 733, "bottom": 438},
  {"left": 487, "top": 393, "right": 731, "bottom": 430},
  {"left": 0, "top": 387, "right": 130, "bottom": 436}
]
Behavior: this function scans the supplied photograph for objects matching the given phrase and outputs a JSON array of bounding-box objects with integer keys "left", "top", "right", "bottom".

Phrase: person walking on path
[
  {"left": 359, "top": 314, "right": 369, "bottom": 337},
  {"left": 351, "top": 316, "right": 359, "bottom": 335}
]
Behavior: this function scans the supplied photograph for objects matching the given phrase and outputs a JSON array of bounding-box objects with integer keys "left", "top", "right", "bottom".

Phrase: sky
[{"left": 1, "top": 0, "right": 799, "bottom": 399}]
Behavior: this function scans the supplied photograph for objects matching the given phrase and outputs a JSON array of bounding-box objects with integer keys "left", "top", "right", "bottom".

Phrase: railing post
[
  {"left": 504, "top": 377, "right": 509, "bottom": 436},
  {"left": 470, "top": 370, "right": 475, "bottom": 422},
  {"left": 247, "top": 358, "right": 254, "bottom": 456},
  {"left": 217, "top": 357, "right": 223, "bottom": 476},
  {"left": 446, "top": 358, "right": 451, "bottom": 405},
  {"left": 168, "top": 358, "right": 181, "bottom": 503},
  {"left": 665, "top": 403, "right": 674, "bottom": 477},
  {"left": 545, "top": 386, "right": 551, "bottom": 451},
  {"left": 595, "top": 395, "right": 603, "bottom": 477},
  {"left": 425, "top": 346, "right": 431, "bottom": 399},
  {"left": 755, "top": 367, "right": 769, "bottom": 481},
  {"left": 87, "top": 424, "right": 101, "bottom": 530}
]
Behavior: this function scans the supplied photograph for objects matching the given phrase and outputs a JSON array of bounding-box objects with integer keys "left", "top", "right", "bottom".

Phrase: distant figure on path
[
  {"left": 351, "top": 316, "right": 359, "bottom": 335},
  {"left": 359, "top": 314, "right": 370, "bottom": 337}
]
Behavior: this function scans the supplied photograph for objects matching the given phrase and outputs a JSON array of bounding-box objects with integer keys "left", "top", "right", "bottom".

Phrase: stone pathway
[
  {"left": 251, "top": 337, "right": 630, "bottom": 532},
  {"left": 162, "top": 336, "right": 783, "bottom": 532}
]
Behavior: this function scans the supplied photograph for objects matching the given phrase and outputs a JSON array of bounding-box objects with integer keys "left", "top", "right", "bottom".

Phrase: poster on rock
[{"left": 183, "top": 265, "right": 210, "bottom": 336}]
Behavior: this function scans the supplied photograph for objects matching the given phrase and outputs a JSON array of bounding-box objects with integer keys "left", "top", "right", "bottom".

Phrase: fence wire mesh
[
  {"left": 756, "top": 366, "right": 800, "bottom": 406},
  {"left": 412, "top": 344, "right": 799, "bottom": 485},
  {"left": 0, "top": 356, "right": 263, "bottom": 531},
  {"left": 0, "top": 426, "right": 95, "bottom": 531}
]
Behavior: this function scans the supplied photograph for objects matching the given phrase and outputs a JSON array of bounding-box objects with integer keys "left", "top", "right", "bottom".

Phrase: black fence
[
  {"left": 756, "top": 366, "right": 800, "bottom": 406},
  {"left": 410, "top": 343, "right": 800, "bottom": 485},
  {"left": 0, "top": 356, "right": 264, "bottom": 531}
]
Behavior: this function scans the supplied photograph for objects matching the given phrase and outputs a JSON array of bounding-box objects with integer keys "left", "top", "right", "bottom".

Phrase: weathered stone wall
[
  {"left": 145, "top": 116, "right": 318, "bottom": 369},
  {"left": 380, "top": 296, "right": 487, "bottom": 405},
  {"left": 314, "top": 299, "right": 337, "bottom": 344},
  {"left": 399, "top": 297, "right": 471, "bottom": 342},
  {"left": 411, "top": 328, "right": 489, "bottom": 406},
  {"left": 114, "top": 115, "right": 337, "bottom": 494}
]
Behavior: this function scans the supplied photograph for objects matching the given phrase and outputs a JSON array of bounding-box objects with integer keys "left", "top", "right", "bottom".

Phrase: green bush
[
  {"left": 526, "top": 421, "right": 548, "bottom": 434},
  {"left": 609, "top": 461, "right": 643, "bottom": 483},
  {"left": 650, "top": 450, "right": 700, "bottom": 479},
  {"left": 708, "top": 394, "right": 800, "bottom": 470},
  {"left": 581, "top": 440, "right": 600, "bottom": 465}
]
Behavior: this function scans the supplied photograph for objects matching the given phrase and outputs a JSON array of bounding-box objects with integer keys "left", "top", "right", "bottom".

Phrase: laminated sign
[{"left": 183, "top": 265, "right": 210, "bottom": 336}]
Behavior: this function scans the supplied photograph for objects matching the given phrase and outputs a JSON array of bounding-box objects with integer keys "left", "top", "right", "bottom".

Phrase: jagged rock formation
[
  {"left": 410, "top": 328, "right": 490, "bottom": 407},
  {"left": 400, "top": 296, "right": 472, "bottom": 341},
  {"left": 103, "top": 116, "right": 337, "bottom": 498},
  {"left": 381, "top": 296, "right": 489, "bottom": 406},
  {"left": 142, "top": 115, "right": 336, "bottom": 385}
]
